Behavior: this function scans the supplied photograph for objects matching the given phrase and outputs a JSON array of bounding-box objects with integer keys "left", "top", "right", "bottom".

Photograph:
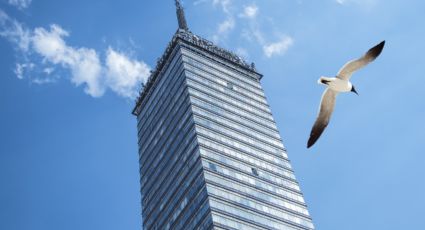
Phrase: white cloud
[
  {"left": 193, "top": 0, "right": 209, "bottom": 6},
  {"left": 263, "top": 36, "right": 294, "bottom": 58},
  {"left": 210, "top": 0, "right": 236, "bottom": 43},
  {"left": 8, "top": 0, "right": 32, "bottom": 10},
  {"left": 218, "top": 17, "right": 235, "bottom": 34},
  {"left": 106, "top": 48, "right": 150, "bottom": 98},
  {"left": 0, "top": 10, "right": 31, "bottom": 51},
  {"left": 240, "top": 4, "right": 258, "bottom": 18},
  {"left": 0, "top": 11, "right": 151, "bottom": 99},
  {"left": 212, "top": 17, "right": 235, "bottom": 43},
  {"left": 14, "top": 62, "right": 34, "bottom": 79},
  {"left": 43, "top": 67, "right": 54, "bottom": 75},
  {"left": 32, "top": 77, "right": 56, "bottom": 85},
  {"left": 213, "top": 0, "right": 231, "bottom": 14},
  {"left": 243, "top": 28, "right": 294, "bottom": 58},
  {"left": 0, "top": 10, "right": 7, "bottom": 21},
  {"left": 32, "top": 24, "right": 104, "bottom": 97},
  {"left": 335, "top": 0, "right": 379, "bottom": 8}
]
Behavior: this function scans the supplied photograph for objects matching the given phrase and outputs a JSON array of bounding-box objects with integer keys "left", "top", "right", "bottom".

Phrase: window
[
  {"left": 251, "top": 167, "right": 259, "bottom": 176},
  {"left": 209, "top": 162, "right": 218, "bottom": 172},
  {"left": 226, "top": 82, "right": 234, "bottom": 90}
]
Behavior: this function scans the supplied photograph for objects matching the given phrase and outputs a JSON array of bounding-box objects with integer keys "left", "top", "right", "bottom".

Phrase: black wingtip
[
  {"left": 307, "top": 139, "right": 314, "bottom": 149},
  {"left": 367, "top": 40, "right": 385, "bottom": 58}
]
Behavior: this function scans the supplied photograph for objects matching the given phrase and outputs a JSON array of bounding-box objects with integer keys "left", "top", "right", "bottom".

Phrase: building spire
[{"left": 175, "top": 0, "right": 189, "bottom": 30}]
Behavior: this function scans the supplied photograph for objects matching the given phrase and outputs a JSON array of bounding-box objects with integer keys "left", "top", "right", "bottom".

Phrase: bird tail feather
[{"left": 318, "top": 77, "right": 332, "bottom": 85}]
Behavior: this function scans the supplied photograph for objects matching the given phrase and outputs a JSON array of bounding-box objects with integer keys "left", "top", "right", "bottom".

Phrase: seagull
[{"left": 307, "top": 40, "right": 385, "bottom": 148}]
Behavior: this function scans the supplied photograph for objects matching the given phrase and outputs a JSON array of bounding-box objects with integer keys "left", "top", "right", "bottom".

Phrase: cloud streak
[
  {"left": 201, "top": 1, "right": 294, "bottom": 58},
  {"left": 105, "top": 48, "right": 150, "bottom": 98},
  {"left": 263, "top": 36, "right": 294, "bottom": 58},
  {"left": 8, "top": 0, "right": 32, "bottom": 10},
  {"left": 239, "top": 4, "right": 258, "bottom": 18},
  {"left": 335, "top": 0, "right": 379, "bottom": 8},
  {"left": 211, "top": 0, "right": 235, "bottom": 43},
  {"left": 212, "top": 0, "right": 231, "bottom": 14},
  {"left": 32, "top": 25, "right": 104, "bottom": 96},
  {"left": 0, "top": 11, "right": 150, "bottom": 99}
]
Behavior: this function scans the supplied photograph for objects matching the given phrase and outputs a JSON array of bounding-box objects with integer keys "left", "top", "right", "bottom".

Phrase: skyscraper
[{"left": 132, "top": 1, "right": 314, "bottom": 229}]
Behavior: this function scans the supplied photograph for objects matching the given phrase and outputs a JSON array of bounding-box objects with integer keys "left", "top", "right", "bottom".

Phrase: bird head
[{"left": 351, "top": 85, "right": 359, "bottom": 95}]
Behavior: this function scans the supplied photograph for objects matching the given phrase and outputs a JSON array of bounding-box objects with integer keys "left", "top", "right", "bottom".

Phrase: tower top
[{"left": 175, "top": 0, "right": 189, "bottom": 30}]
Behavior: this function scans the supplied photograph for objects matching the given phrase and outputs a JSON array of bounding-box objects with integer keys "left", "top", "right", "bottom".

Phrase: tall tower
[{"left": 133, "top": 1, "right": 314, "bottom": 229}]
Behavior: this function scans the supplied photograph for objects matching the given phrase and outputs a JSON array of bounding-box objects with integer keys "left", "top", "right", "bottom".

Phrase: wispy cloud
[
  {"left": 0, "top": 11, "right": 150, "bottom": 98},
  {"left": 241, "top": 24, "right": 294, "bottom": 58},
  {"left": 239, "top": 4, "right": 258, "bottom": 19},
  {"left": 32, "top": 25, "right": 104, "bottom": 96},
  {"left": 105, "top": 48, "right": 150, "bottom": 98},
  {"left": 335, "top": 0, "right": 379, "bottom": 8},
  {"left": 217, "top": 17, "right": 235, "bottom": 34},
  {"left": 193, "top": 0, "right": 209, "bottom": 6},
  {"left": 263, "top": 36, "right": 294, "bottom": 58},
  {"left": 205, "top": 1, "right": 294, "bottom": 58},
  {"left": 8, "top": 0, "right": 32, "bottom": 10},
  {"left": 210, "top": 0, "right": 236, "bottom": 43},
  {"left": 0, "top": 10, "right": 31, "bottom": 51},
  {"left": 212, "top": 17, "right": 235, "bottom": 43},
  {"left": 236, "top": 47, "right": 249, "bottom": 59},
  {"left": 14, "top": 62, "right": 34, "bottom": 79},
  {"left": 212, "top": 0, "right": 231, "bottom": 14}
]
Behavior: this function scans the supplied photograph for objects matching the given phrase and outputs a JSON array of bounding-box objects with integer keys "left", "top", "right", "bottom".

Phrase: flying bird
[{"left": 307, "top": 40, "right": 385, "bottom": 148}]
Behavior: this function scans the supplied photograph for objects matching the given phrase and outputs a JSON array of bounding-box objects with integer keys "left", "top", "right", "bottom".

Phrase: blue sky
[{"left": 1, "top": 0, "right": 424, "bottom": 229}]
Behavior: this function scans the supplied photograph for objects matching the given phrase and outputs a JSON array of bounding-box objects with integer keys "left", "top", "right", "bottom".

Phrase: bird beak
[{"left": 351, "top": 86, "right": 359, "bottom": 95}]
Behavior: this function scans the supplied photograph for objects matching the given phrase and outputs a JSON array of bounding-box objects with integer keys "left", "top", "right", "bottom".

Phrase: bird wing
[
  {"left": 307, "top": 88, "right": 338, "bottom": 148},
  {"left": 337, "top": 41, "right": 385, "bottom": 80}
]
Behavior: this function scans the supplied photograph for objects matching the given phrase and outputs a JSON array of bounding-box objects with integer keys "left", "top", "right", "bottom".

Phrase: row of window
[
  {"left": 197, "top": 136, "right": 292, "bottom": 172},
  {"left": 139, "top": 91, "right": 188, "bottom": 171},
  {"left": 181, "top": 49, "right": 264, "bottom": 94},
  {"left": 196, "top": 127, "right": 288, "bottom": 167},
  {"left": 137, "top": 66, "right": 186, "bottom": 147},
  {"left": 180, "top": 43, "right": 261, "bottom": 81},
  {"left": 141, "top": 117, "right": 195, "bottom": 190},
  {"left": 195, "top": 123, "right": 287, "bottom": 159},
  {"left": 189, "top": 92, "right": 278, "bottom": 132},
  {"left": 178, "top": 198, "right": 211, "bottom": 230},
  {"left": 201, "top": 156, "right": 309, "bottom": 217},
  {"left": 142, "top": 127, "right": 197, "bottom": 217},
  {"left": 142, "top": 123, "right": 196, "bottom": 205},
  {"left": 161, "top": 174, "right": 207, "bottom": 229},
  {"left": 207, "top": 185, "right": 313, "bottom": 228},
  {"left": 140, "top": 98, "right": 192, "bottom": 179},
  {"left": 137, "top": 51, "right": 183, "bottom": 124},
  {"left": 187, "top": 78, "right": 275, "bottom": 122},
  {"left": 148, "top": 166, "right": 201, "bottom": 228},
  {"left": 193, "top": 109, "right": 284, "bottom": 149},
  {"left": 203, "top": 158, "right": 299, "bottom": 193},
  {"left": 140, "top": 100, "right": 192, "bottom": 181},
  {"left": 185, "top": 70, "right": 270, "bottom": 112},
  {"left": 144, "top": 152, "right": 202, "bottom": 227},
  {"left": 209, "top": 199, "right": 305, "bottom": 230},
  {"left": 183, "top": 62, "right": 267, "bottom": 105},
  {"left": 204, "top": 159, "right": 300, "bottom": 194},
  {"left": 199, "top": 147, "right": 296, "bottom": 183},
  {"left": 204, "top": 171, "right": 306, "bottom": 210},
  {"left": 212, "top": 213, "right": 261, "bottom": 230},
  {"left": 191, "top": 96, "right": 281, "bottom": 139},
  {"left": 137, "top": 76, "right": 187, "bottom": 149}
]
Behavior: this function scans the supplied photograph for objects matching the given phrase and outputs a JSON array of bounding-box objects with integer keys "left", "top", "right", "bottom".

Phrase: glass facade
[{"left": 134, "top": 30, "right": 313, "bottom": 229}]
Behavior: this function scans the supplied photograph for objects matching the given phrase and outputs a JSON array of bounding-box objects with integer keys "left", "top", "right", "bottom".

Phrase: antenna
[{"left": 175, "top": 0, "right": 189, "bottom": 30}]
